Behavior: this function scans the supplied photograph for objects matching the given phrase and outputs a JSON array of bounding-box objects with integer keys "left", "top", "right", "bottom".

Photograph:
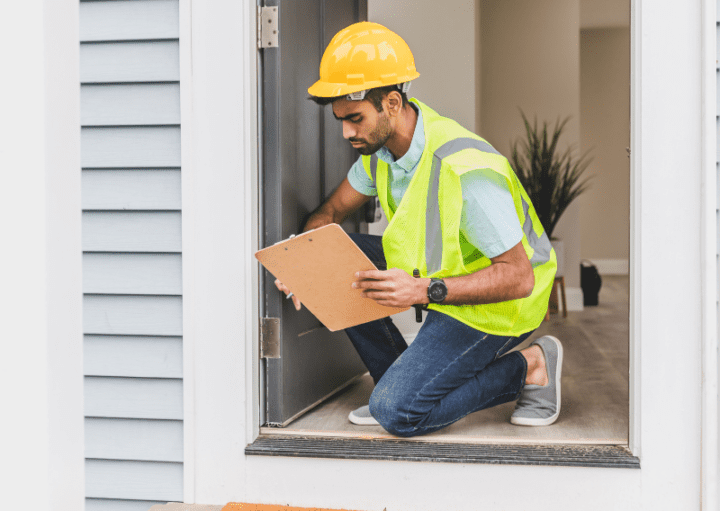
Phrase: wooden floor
[{"left": 264, "top": 276, "right": 629, "bottom": 445}]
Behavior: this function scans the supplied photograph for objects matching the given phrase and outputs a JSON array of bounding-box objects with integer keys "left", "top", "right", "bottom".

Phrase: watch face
[{"left": 429, "top": 280, "right": 447, "bottom": 302}]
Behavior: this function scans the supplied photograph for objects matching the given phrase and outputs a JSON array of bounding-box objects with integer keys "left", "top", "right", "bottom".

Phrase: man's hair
[{"left": 309, "top": 85, "right": 409, "bottom": 112}]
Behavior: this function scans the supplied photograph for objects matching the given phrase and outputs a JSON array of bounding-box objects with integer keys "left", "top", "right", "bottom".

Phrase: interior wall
[
  {"left": 580, "top": 28, "right": 630, "bottom": 261},
  {"left": 480, "top": 0, "right": 582, "bottom": 289},
  {"left": 367, "top": 0, "right": 479, "bottom": 334},
  {"left": 367, "top": 0, "right": 477, "bottom": 133}
]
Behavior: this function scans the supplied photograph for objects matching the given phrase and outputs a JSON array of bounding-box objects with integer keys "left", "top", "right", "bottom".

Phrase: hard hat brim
[{"left": 307, "top": 70, "right": 420, "bottom": 98}]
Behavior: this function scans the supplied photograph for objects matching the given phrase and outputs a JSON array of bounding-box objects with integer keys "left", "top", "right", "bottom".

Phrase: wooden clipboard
[{"left": 255, "top": 224, "right": 409, "bottom": 331}]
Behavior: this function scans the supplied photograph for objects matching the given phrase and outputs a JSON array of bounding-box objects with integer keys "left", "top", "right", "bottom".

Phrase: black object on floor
[{"left": 581, "top": 260, "right": 602, "bottom": 306}]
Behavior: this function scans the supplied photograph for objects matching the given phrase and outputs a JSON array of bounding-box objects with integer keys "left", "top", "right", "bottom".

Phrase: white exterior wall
[
  {"left": 179, "top": 1, "right": 717, "bottom": 510},
  {"left": 3, "top": 1, "right": 85, "bottom": 510}
]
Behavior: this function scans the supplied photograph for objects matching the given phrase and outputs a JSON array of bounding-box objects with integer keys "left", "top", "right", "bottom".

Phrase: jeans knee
[{"left": 369, "top": 387, "right": 422, "bottom": 438}]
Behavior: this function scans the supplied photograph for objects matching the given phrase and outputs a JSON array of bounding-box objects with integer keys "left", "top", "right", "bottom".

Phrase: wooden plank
[
  {"left": 87, "top": 499, "right": 167, "bottom": 511},
  {"left": 84, "top": 335, "right": 183, "bottom": 377},
  {"left": 85, "top": 417, "right": 183, "bottom": 462},
  {"left": 82, "top": 169, "right": 181, "bottom": 211},
  {"left": 83, "top": 253, "right": 182, "bottom": 295},
  {"left": 81, "top": 83, "right": 180, "bottom": 125},
  {"left": 85, "top": 459, "right": 183, "bottom": 501},
  {"left": 83, "top": 212, "right": 182, "bottom": 253},
  {"left": 84, "top": 295, "right": 183, "bottom": 336},
  {"left": 80, "top": 41, "right": 179, "bottom": 83},
  {"left": 85, "top": 376, "right": 183, "bottom": 420},
  {"left": 81, "top": 127, "right": 180, "bottom": 168},
  {"left": 80, "top": 0, "right": 179, "bottom": 42}
]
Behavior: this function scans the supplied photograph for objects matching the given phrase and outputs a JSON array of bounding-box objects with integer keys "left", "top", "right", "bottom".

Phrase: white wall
[
  {"left": 368, "top": 0, "right": 478, "bottom": 133},
  {"left": 580, "top": 28, "right": 631, "bottom": 262},
  {"left": 367, "top": 0, "right": 480, "bottom": 336},
  {"left": 581, "top": 0, "right": 630, "bottom": 29},
  {"left": 480, "top": 0, "right": 583, "bottom": 291},
  {"left": 2, "top": 1, "right": 84, "bottom": 510}
]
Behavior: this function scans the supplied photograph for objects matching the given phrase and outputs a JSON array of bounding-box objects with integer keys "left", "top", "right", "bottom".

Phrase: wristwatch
[{"left": 427, "top": 278, "right": 448, "bottom": 304}]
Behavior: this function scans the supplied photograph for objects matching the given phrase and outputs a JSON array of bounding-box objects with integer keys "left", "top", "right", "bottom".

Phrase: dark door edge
[{"left": 245, "top": 434, "right": 640, "bottom": 469}]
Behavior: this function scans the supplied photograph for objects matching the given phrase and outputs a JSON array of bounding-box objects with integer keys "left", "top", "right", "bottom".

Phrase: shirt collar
[{"left": 376, "top": 105, "right": 425, "bottom": 173}]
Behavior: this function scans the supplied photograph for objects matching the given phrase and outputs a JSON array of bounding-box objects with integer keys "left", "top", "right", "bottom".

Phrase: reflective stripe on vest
[{"left": 425, "top": 138, "right": 551, "bottom": 273}]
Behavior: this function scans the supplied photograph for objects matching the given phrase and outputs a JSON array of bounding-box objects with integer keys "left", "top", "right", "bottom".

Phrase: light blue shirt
[{"left": 347, "top": 105, "right": 523, "bottom": 259}]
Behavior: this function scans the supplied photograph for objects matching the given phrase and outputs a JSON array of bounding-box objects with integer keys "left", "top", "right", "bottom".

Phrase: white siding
[
  {"left": 80, "top": 1, "right": 183, "bottom": 509},
  {"left": 80, "top": 0, "right": 180, "bottom": 42},
  {"left": 80, "top": 41, "right": 180, "bottom": 82},
  {"left": 83, "top": 254, "right": 182, "bottom": 295},
  {"left": 81, "top": 84, "right": 181, "bottom": 125},
  {"left": 85, "top": 418, "right": 183, "bottom": 462},
  {"left": 85, "top": 459, "right": 183, "bottom": 501},
  {"left": 82, "top": 169, "right": 181, "bottom": 211},
  {"left": 81, "top": 127, "right": 181, "bottom": 168},
  {"left": 84, "top": 336, "right": 183, "bottom": 377},
  {"left": 82, "top": 212, "right": 182, "bottom": 252}
]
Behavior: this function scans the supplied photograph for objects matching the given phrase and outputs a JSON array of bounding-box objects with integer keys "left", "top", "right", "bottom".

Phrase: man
[{"left": 275, "top": 22, "right": 561, "bottom": 438}]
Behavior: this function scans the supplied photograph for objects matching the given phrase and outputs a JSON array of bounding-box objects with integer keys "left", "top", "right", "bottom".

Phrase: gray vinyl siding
[{"left": 80, "top": 1, "right": 183, "bottom": 509}]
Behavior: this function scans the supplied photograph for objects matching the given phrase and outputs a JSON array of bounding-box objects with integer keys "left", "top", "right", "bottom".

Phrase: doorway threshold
[{"left": 245, "top": 434, "right": 639, "bottom": 468}]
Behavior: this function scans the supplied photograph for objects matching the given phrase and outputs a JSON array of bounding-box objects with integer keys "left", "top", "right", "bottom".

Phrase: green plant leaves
[{"left": 510, "top": 111, "right": 593, "bottom": 239}]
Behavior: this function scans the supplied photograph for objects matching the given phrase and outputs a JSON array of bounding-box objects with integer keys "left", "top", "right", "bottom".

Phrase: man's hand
[
  {"left": 274, "top": 278, "right": 301, "bottom": 311},
  {"left": 353, "top": 268, "right": 429, "bottom": 308}
]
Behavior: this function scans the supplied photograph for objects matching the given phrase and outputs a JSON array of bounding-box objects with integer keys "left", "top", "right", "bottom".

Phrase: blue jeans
[{"left": 345, "top": 233, "right": 532, "bottom": 437}]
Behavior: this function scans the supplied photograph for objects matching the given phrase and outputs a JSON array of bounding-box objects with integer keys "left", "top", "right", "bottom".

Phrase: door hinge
[
  {"left": 260, "top": 317, "right": 280, "bottom": 359},
  {"left": 258, "top": 6, "right": 279, "bottom": 49}
]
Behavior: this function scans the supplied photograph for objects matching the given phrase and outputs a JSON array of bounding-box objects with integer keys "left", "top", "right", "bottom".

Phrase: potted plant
[{"left": 510, "top": 112, "right": 593, "bottom": 277}]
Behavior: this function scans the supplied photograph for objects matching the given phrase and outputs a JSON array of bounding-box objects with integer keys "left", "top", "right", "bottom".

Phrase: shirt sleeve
[
  {"left": 459, "top": 168, "right": 524, "bottom": 259},
  {"left": 346, "top": 156, "right": 377, "bottom": 197}
]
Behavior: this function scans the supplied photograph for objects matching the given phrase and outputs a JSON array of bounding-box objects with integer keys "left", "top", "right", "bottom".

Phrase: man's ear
[{"left": 385, "top": 90, "right": 402, "bottom": 117}]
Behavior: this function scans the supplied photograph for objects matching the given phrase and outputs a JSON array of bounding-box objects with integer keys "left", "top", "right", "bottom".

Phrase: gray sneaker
[
  {"left": 511, "top": 335, "right": 563, "bottom": 426},
  {"left": 348, "top": 405, "right": 379, "bottom": 426}
]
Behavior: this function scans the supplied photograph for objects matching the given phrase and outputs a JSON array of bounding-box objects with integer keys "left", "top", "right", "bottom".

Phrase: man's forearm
[
  {"left": 303, "top": 201, "right": 339, "bottom": 232},
  {"left": 443, "top": 263, "right": 534, "bottom": 305},
  {"left": 410, "top": 263, "right": 534, "bottom": 306}
]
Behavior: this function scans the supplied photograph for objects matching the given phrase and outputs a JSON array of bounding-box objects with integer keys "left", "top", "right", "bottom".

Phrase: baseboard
[{"left": 587, "top": 258, "right": 629, "bottom": 276}]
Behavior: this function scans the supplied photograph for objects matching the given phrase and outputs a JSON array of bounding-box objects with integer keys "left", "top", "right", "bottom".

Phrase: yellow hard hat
[{"left": 308, "top": 21, "right": 420, "bottom": 99}]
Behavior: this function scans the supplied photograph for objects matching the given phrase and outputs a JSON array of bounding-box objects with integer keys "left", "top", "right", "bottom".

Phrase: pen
[{"left": 413, "top": 268, "right": 422, "bottom": 323}]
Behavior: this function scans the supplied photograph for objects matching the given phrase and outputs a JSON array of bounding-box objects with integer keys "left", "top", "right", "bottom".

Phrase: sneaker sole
[
  {"left": 348, "top": 412, "right": 380, "bottom": 426},
  {"left": 510, "top": 335, "right": 563, "bottom": 427}
]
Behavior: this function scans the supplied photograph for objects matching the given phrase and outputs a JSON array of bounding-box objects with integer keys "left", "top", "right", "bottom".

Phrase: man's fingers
[
  {"left": 354, "top": 279, "right": 393, "bottom": 291},
  {"left": 275, "top": 278, "right": 302, "bottom": 310},
  {"left": 355, "top": 269, "right": 385, "bottom": 280}
]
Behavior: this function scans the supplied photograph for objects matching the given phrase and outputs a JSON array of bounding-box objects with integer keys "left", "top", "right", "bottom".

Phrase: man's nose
[{"left": 342, "top": 121, "right": 356, "bottom": 139}]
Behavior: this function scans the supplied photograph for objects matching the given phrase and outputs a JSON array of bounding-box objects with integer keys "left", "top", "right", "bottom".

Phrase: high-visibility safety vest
[{"left": 361, "top": 99, "right": 557, "bottom": 336}]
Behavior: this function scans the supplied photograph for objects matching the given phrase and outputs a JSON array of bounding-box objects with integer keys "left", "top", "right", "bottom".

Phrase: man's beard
[{"left": 350, "top": 113, "right": 392, "bottom": 155}]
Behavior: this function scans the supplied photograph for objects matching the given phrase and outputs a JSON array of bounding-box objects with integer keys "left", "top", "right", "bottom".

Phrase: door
[{"left": 260, "top": 0, "right": 369, "bottom": 426}]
